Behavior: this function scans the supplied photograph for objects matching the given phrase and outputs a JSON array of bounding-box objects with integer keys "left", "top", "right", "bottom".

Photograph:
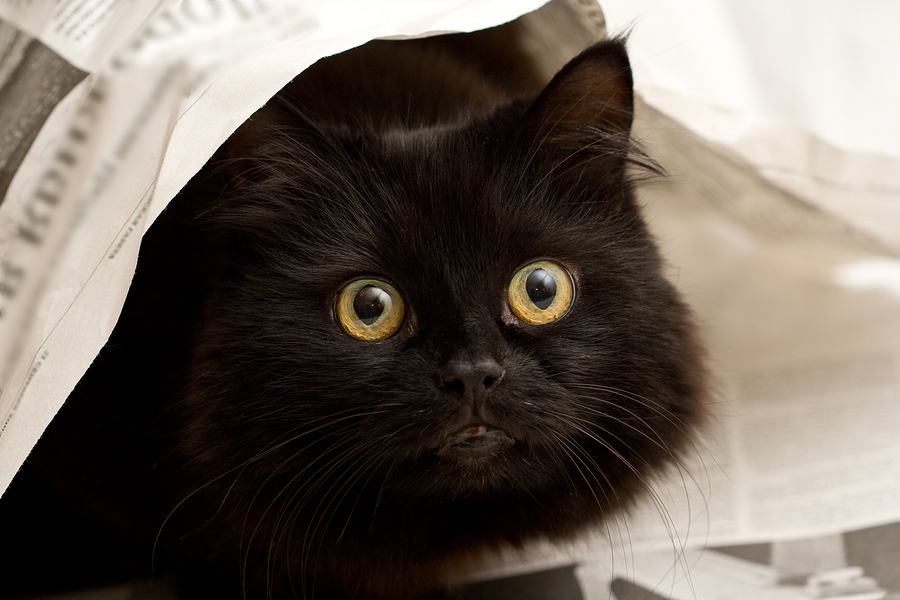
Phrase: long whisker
[
  {"left": 551, "top": 409, "right": 703, "bottom": 569},
  {"left": 221, "top": 409, "right": 392, "bottom": 595}
]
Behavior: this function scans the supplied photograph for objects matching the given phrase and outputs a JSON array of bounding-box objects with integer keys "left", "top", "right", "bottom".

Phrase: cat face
[{"left": 177, "top": 40, "right": 705, "bottom": 566}]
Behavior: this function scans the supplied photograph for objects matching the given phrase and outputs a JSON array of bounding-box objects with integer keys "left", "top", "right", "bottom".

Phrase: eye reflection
[
  {"left": 525, "top": 268, "right": 557, "bottom": 310},
  {"left": 354, "top": 285, "right": 389, "bottom": 325}
]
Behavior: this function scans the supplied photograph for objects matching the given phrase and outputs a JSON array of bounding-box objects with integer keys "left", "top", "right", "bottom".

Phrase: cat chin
[
  {"left": 435, "top": 423, "right": 515, "bottom": 464},
  {"left": 386, "top": 446, "right": 558, "bottom": 500}
]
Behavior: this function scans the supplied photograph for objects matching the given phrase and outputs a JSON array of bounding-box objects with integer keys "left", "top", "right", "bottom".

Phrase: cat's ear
[{"left": 518, "top": 38, "right": 634, "bottom": 167}]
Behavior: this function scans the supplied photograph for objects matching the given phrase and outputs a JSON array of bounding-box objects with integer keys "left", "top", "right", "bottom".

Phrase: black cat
[{"left": 0, "top": 33, "right": 706, "bottom": 600}]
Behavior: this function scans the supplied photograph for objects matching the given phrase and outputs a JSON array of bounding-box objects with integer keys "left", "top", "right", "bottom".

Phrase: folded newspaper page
[
  {"left": 630, "top": 96, "right": 900, "bottom": 548},
  {"left": 2, "top": 1, "right": 900, "bottom": 595},
  {"left": 639, "top": 84, "right": 900, "bottom": 253}
]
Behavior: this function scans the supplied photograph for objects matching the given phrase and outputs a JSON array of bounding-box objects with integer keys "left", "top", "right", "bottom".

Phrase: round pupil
[
  {"left": 525, "top": 269, "right": 557, "bottom": 310},
  {"left": 353, "top": 285, "right": 389, "bottom": 325}
]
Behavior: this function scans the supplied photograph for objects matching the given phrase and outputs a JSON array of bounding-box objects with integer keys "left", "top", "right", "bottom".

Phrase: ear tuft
[{"left": 520, "top": 38, "right": 634, "bottom": 159}]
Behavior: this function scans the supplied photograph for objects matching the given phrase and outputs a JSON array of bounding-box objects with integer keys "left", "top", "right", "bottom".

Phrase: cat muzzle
[{"left": 436, "top": 422, "right": 515, "bottom": 460}]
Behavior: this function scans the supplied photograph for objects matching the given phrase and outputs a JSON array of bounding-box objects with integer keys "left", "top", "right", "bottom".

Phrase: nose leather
[{"left": 439, "top": 357, "right": 505, "bottom": 407}]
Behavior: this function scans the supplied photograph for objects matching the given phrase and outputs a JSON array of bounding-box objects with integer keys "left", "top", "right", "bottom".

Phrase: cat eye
[
  {"left": 507, "top": 261, "right": 574, "bottom": 325},
  {"left": 336, "top": 279, "right": 405, "bottom": 340}
]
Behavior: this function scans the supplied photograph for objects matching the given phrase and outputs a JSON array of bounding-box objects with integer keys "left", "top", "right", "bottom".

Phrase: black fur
[{"left": 0, "top": 34, "right": 706, "bottom": 600}]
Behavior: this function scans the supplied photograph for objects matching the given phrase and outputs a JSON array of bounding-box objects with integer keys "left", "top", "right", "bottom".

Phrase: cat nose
[{"left": 439, "top": 358, "right": 505, "bottom": 403}]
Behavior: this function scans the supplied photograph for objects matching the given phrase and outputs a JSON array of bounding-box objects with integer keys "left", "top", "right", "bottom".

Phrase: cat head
[{"left": 178, "top": 38, "right": 705, "bottom": 544}]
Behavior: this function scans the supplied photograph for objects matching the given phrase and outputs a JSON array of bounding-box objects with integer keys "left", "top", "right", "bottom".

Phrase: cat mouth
[{"left": 436, "top": 423, "right": 515, "bottom": 460}]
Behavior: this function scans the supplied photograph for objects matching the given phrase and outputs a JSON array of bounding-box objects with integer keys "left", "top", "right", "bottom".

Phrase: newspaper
[
  {"left": 3, "top": 0, "right": 900, "bottom": 594},
  {"left": 630, "top": 97, "right": 900, "bottom": 547},
  {"left": 638, "top": 84, "right": 900, "bottom": 253},
  {"left": 577, "top": 546, "right": 890, "bottom": 600},
  {"left": 0, "top": 0, "right": 177, "bottom": 72}
]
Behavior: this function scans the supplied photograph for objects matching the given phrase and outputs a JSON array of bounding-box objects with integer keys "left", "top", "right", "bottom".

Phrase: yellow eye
[
  {"left": 336, "top": 279, "right": 405, "bottom": 341},
  {"left": 508, "top": 261, "right": 574, "bottom": 325}
]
